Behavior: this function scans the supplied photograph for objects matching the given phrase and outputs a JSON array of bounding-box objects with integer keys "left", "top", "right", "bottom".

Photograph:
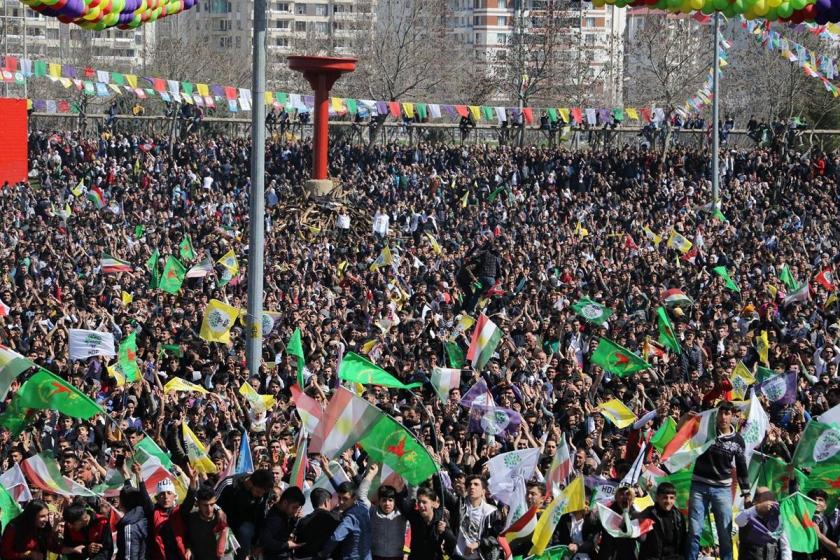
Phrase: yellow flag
[
  {"left": 469, "top": 105, "right": 481, "bottom": 121},
  {"left": 71, "top": 180, "right": 84, "bottom": 197},
  {"left": 402, "top": 102, "right": 415, "bottom": 118},
  {"left": 826, "top": 293, "right": 838, "bottom": 309},
  {"left": 667, "top": 229, "right": 693, "bottom": 254},
  {"left": 530, "top": 476, "right": 585, "bottom": 555},
  {"left": 337, "top": 261, "right": 349, "bottom": 278},
  {"left": 426, "top": 233, "right": 442, "bottom": 255},
  {"left": 460, "top": 191, "right": 469, "bottom": 208},
  {"left": 766, "top": 283, "right": 778, "bottom": 299},
  {"left": 598, "top": 399, "right": 637, "bottom": 428},
  {"left": 239, "top": 382, "right": 276, "bottom": 413},
  {"left": 121, "top": 291, "right": 133, "bottom": 306},
  {"left": 457, "top": 314, "right": 476, "bottom": 334},
  {"left": 107, "top": 363, "right": 126, "bottom": 387},
  {"left": 199, "top": 299, "right": 239, "bottom": 344},
  {"left": 360, "top": 339, "right": 378, "bottom": 354},
  {"left": 164, "top": 377, "right": 208, "bottom": 395},
  {"left": 217, "top": 249, "right": 239, "bottom": 275},
  {"left": 125, "top": 74, "right": 138, "bottom": 88},
  {"left": 757, "top": 330, "right": 770, "bottom": 366},
  {"left": 196, "top": 83, "right": 209, "bottom": 97},
  {"left": 574, "top": 222, "right": 589, "bottom": 237},
  {"left": 63, "top": 203, "right": 72, "bottom": 218},
  {"left": 182, "top": 423, "right": 217, "bottom": 474},
  {"left": 370, "top": 246, "right": 393, "bottom": 271},
  {"left": 48, "top": 63, "right": 62, "bottom": 78},
  {"left": 643, "top": 226, "right": 662, "bottom": 246},
  {"left": 729, "top": 362, "right": 755, "bottom": 401},
  {"left": 626, "top": 107, "right": 639, "bottom": 120},
  {"left": 558, "top": 108, "right": 570, "bottom": 123},
  {"left": 633, "top": 493, "right": 655, "bottom": 512},
  {"left": 331, "top": 97, "right": 344, "bottom": 112}
]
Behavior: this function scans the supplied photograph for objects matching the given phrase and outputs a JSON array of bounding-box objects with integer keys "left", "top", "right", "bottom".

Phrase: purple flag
[
  {"left": 375, "top": 100, "right": 388, "bottom": 116},
  {"left": 63, "top": 66, "right": 78, "bottom": 79},
  {"left": 598, "top": 108, "right": 611, "bottom": 124},
  {"left": 211, "top": 84, "right": 224, "bottom": 97},
  {"left": 758, "top": 371, "right": 797, "bottom": 406},
  {"left": 304, "top": 95, "right": 314, "bottom": 109},
  {"left": 740, "top": 505, "right": 782, "bottom": 546}
]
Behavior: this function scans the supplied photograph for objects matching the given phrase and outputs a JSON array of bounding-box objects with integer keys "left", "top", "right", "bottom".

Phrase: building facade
[{"left": 447, "top": 0, "right": 626, "bottom": 105}]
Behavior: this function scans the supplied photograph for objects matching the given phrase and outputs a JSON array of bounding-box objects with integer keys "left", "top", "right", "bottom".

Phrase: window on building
[
  {"left": 313, "top": 21, "right": 328, "bottom": 32},
  {"left": 295, "top": 21, "right": 306, "bottom": 31},
  {"left": 498, "top": 0, "right": 507, "bottom": 6},
  {"left": 295, "top": 3, "right": 306, "bottom": 14},
  {"left": 275, "top": 37, "right": 289, "bottom": 46},
  {"left": 585, "top": 17, "right": 597, "bottom": 27},
  {"left": 497, "top": 16, "right": 506, "bottom": 26},
  {"left": 275, "top": 19, "right": 289, "bottom": 28},
  {"left": 235, "top": 36, "right": 241, "bottom": 48},
  {"left": 276, "top": 2, "right": 289, "bottom": 10},
  {"left": 46, "top": 28, "right": 58, "bottom": 40},
  {"left": 314, "top": 3, "right": 327, "bottom": 15},
  {"left": 497, "top": 33, "right": 507, "bottom": 44},
  {"left": 473, "top": 15, "right": 479, "bottom": 25}
]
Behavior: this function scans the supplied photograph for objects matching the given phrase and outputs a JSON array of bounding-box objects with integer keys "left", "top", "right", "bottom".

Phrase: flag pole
[
  {"left": 711, "top": 12, "right": 721, "bottom": 212},
  {"left": 409, "top": 377, "right": 446, "bottom": 507},
  {"left": 246, "top": 0, "right": 267, "bottom": 378}
]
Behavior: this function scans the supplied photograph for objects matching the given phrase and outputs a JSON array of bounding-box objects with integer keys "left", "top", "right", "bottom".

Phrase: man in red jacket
[{"left": 137, "top": 462, "right": 198, "bottom": 560}]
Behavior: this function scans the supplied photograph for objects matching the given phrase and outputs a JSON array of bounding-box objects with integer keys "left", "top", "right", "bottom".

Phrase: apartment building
[
  {"left": 447, "top": 0, "right": 626, "bottom": 105},
  {"left": 0, "top": 0, "right": 152, "bottom": 71},
  {"left": 156, "top": 0, "right": 375, "bottom": 79}
]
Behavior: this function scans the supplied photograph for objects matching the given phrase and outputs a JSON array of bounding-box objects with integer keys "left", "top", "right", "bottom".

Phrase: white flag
[
  {"left": 741, "top": 389, "right": 769, "bottom": 462},
  {"left": 0, "top": 462, "right": 32, "bottom": 502},
  {"left": 487, "top": 448, "right": 541, "bottom": 506},
  {"left": 68, "top": 329, "right": 116, "bottom": 361}
]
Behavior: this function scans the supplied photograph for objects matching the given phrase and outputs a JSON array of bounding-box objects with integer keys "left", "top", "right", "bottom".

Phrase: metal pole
[
  {"left": 711, "top": 12, "right": 720, "bottom": 211},
  {"left": 246, "top": 0, "right": 266, "bottom": 377},
  {"left": 22, "top": 8, "right": 27, "bottom": 99}
]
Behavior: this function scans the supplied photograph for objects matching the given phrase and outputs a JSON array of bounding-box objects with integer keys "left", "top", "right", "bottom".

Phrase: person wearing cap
[
  {"left": 138, "top": 461, "right": 198, "bottom": 560},
  {"left": 686, "top": 400, "right": 750, "bottom": 560},
  {"left": 735, "top": 487, "right": 790, "bottom": 560},
  {"left": 637, "top": 483, "right": 686, "bottom": 560}
]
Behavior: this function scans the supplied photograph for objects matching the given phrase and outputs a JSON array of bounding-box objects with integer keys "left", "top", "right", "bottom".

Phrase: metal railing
[{"left": 26, "top": 112, "right": 840, "bottom": 151}]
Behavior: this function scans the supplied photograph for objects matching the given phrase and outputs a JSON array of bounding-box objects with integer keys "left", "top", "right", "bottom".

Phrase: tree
[{"left": 624, "top": 13, "right": 711, "bottom": 151}]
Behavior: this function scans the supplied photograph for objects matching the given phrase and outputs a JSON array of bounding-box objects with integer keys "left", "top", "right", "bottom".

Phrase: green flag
[
  {"left": 650, "top": 417, "right": 677, "bottom": 453},
  {"left": 525, "top": 545, "right": 571, "bottom": 560},
  {"left": 358, "top": 409, "right": 437, "bottom": 485},
  {"left": 445, "top": 341, "right": 465, "bottom": 368},
  {"left": 179, "top": 235, "right": 196, "bottom": 262},
  {"left": 749, "top": 452, "right": 806, "bottom": 498},
  {"left": 712, "top": 207, "right": 728, "bottom": 223},
  {"left": 656, "top": 306, "right": 681, "bottom": 354},
  {"left": 487, "top": 185, "right": 507, "bottom": 202},
  {"left": 591, "top": 338, "right": 650, "bottom": 377},
  {"left": 160, "top": 344, "right": 184, "bottom": 358},
  {"left": 0, "top": 484, "right": 21, "bottom": 530},
  {"left": 0, "top": 357, "right": 36, "bottom": 403},
  {"left": 0, "top": 369, "right": 104, "bottom": 435},
  {"left": 287, "top": 328, "right": 306, "bottom": 387},
  {"left": 338, "top": 352, "right": 422, "bottom": 390},
  {"left": 135, "top": 435, "right": 174, "bottom": 470},
  {"left": 756, "top": 366, "right": 778, "bottom": 383},
  {"left": 713, "top": 266, "right": 740, "bottom": 292},
  {"left": 146, "top": 248, "right": 160, "bottom": 290},
  {"left": 780, "top": 264, "right": 799, "bottom": 291},
  {"left": 793, "top": 421, "right": 840, "bottom": 471},
  {"left": 571, "top": 298, "right": 613, "bottom": 326},
  {"left": 780, "top": 493, "right": 819, "bottom": 553},
  {"left": 118, "top": 332, "right": 141, "bottom": 382},
  {"left": 134, "top": 225, "right": 145, "bottom": 239},
  {"left": 159, "top": 257, "right": 187, "bottom": 294}
]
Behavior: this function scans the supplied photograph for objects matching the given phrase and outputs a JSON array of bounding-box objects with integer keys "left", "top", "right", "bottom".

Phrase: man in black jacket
[
  {"left": 686, "top": 401, "right": 751, "bottom": 560},
  {"left": 216, "top": 469, "right": 274, "bottom": 560},
  {"left": 261, "top": 487, "right": 305, "bottom": 560},
  {"left": 293, "top": 488, "right": 340, "bottom": 559},
  {"left": 638, "top": 483, "right": 686, "bottom": 560}
]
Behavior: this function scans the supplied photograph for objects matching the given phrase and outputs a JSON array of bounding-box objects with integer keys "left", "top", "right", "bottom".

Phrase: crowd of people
[{"left": 0, "top": 127, "right": 839, "bottom": 560}]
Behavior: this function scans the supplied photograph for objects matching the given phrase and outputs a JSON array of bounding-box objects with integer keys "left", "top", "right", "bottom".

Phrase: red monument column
[{"left": 287, "top": 56, "right": 357, "bottom": 195}]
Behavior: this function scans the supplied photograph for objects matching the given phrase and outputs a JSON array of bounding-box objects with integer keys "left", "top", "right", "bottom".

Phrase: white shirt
[{"left": 337, "top": 213, "right": 351, "bottom": 230}]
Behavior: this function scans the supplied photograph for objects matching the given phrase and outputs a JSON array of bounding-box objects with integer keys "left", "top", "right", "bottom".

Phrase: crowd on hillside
[{"left": 0, "top": 129, "right": 839, "bottom": 560}]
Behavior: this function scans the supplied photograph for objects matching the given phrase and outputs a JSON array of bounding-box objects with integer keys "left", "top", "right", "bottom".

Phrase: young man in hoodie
[{"left": 686, "top": 401, "right": 751, "bottom": 560}]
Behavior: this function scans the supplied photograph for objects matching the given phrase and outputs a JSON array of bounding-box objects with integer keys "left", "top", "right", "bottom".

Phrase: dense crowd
[{"left": 1, "top": 128, "right": 840, "bottom": 560}]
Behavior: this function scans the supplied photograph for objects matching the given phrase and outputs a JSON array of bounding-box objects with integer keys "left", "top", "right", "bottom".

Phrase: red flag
[
  {"left": 640, "top": 108, "right": 652, "bottom": 123},
  {"left": 815, "top": 269, "right": 836, "bottom": 291},
  {"left": 388, "top": 101, "right": 401, "bottom": 118},
  {"left": 454, "top": 105, "right": 469, "bottom": 118},
  {"left": 681, "top": 247, "right": 698, "bottom": 265},
  {"left": 522, "top": 107, "right": 534, "bottom": 124},
  {"left": 625, "top": 234, "right": 638, "bottom": 251}
]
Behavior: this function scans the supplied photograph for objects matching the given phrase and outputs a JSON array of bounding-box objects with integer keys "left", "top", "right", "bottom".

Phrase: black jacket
[
  {"left": 637, "top": 505, "right": 686, "bottom": 560},
  {"left": 294, "top": 509, "right": 340, "bottom": 559},
  {"left": 443, "top": 489, "right": 504, "bottom": 560},
  {"left": 216, "top": 475, "right": 269, "bottom": 535},
  {"left": 261, "top": 506, "right": 296, "bottom": 560},
  {"left": 596, "top": 506, "right": 639, "bottom": 560},
  {"left": 551, "top": 512, "right": 599, "bottom": 554},
  {"left": 693, "top": 430, "right": 750, "bottom": 490},
  {"left": 115, "top": 506, "right": 148, "bottom": 560}
]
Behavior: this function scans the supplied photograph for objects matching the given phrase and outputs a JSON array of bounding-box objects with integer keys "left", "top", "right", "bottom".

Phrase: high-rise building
[
  {"left": 155, "top": 0, "right": 376, "bottom": 82},
  {"left": 0, "top": 0, "right": 153, "bottom": 70},
  {"left": 447, "top": 0, "right": 625, "bottom": 105}
]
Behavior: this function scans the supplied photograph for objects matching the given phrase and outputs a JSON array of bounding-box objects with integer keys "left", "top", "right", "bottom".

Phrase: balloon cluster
[
  {"left": 596, "top": 0, "right": 837, "bottom": 23},
  {"left": 19, "top": 0, "right": 197, "bottom": 30}
]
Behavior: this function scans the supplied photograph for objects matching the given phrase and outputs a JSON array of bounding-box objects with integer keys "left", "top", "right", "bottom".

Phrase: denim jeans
[
  {"left": 234, "top": 521, "right": 256, "bottom": 560},
  {"left": 687, "top": 481, "right": 734, "bottom": 560}
]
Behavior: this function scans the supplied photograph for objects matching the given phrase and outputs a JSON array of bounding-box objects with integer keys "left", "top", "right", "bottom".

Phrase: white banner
[{"left": 68, "top": 329, "right": 115, "bottom": 361}]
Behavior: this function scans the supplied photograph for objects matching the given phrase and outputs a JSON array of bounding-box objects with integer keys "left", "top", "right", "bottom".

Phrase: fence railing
[{"left": 27, "top": 112, "right": 840, "bottom": 151}]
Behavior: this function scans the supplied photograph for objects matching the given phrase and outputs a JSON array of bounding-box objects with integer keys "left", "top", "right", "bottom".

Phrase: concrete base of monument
[{"left": 304, "top": 178, "right": 336, "bottom": 197}]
